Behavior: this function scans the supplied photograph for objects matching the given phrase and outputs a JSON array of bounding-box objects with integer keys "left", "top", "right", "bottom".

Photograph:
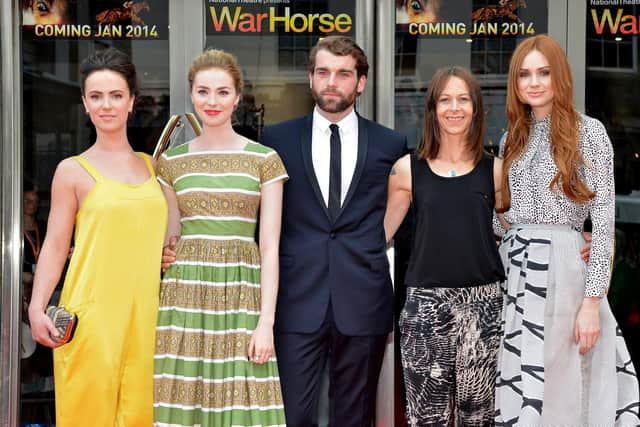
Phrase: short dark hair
[
  {"left": 308, "top": 36, "right": 369, "bottom": 79},
  {"left": 417, "top": 66, "right": 485, "bottom": 164},
  {"left": 79, "top": 48, "right": 138, "bottom": 98}
]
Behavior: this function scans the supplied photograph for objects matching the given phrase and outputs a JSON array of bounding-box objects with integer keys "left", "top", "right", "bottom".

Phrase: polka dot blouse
[{"left": 498, "top": 114, "right": 615, "bottom": 297}]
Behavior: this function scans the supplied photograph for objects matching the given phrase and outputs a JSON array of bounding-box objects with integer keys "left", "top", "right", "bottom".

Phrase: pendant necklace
[{"left": 448, "top": 169, "right": 457, "bottom": 177}]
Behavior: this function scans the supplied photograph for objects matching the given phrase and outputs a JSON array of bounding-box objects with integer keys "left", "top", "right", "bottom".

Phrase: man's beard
[{"left": 311, "top": 87, "right": 357, "bottom": 114}]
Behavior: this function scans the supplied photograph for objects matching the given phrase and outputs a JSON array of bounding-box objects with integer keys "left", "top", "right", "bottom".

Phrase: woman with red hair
[{"left": 495, "top": 34, "right": 640, "bottom": 426}]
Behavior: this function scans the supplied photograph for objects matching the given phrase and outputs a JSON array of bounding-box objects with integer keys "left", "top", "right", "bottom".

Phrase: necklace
[{"left": 448, "top": 169, "right": 457, "bottom": 177}]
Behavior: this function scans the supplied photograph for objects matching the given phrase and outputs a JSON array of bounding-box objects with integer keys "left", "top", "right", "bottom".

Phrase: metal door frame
[{"left": 0, "top": 2, "right": 23, "bottom": 426}]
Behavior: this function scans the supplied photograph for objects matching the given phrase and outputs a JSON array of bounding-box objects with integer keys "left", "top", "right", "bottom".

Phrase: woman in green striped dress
[{"left": 153, "top": 49, "right": 288, "bottom": 427}]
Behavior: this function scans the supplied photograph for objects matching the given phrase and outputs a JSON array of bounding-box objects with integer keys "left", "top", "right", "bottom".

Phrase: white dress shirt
[{"left": 312, "top": 107, "right": 359, "bottom": 207}]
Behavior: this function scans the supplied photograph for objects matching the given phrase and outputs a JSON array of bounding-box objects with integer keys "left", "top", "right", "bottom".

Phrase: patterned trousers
[{"left": 399, "top": 283, "right": 502, "bottom": 427}]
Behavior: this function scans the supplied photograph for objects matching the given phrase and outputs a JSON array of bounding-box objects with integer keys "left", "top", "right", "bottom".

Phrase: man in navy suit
[{"left": 260, "top": 36, "right": 407, "bottom": 427}]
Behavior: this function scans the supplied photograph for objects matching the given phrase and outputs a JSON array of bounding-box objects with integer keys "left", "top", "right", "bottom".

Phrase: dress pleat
[{"left": 495, "top": 225, "right": 640, "bottom": 427}]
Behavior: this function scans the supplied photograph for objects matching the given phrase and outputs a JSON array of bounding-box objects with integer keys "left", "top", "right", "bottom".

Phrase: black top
[{"left": 405, "top": 153, "right": 505, "bottom": 288}]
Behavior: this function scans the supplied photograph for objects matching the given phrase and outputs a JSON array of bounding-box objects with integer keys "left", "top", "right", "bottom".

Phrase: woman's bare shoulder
[{"left": 393, "top": 153, "right": 411, "bottom": 173}]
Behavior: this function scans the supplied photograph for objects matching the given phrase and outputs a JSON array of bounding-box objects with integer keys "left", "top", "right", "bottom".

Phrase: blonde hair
[
  {"left": 500, "top": 35, "right": 594, "bottom": 211},
  {"left": 188, "top": 49, "right": 244, "bottom": 95}
]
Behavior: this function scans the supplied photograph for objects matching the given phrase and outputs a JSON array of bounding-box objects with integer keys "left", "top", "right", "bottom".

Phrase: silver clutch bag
[{"left": 46, "top": 305, "right": 77, "bottom": 345}]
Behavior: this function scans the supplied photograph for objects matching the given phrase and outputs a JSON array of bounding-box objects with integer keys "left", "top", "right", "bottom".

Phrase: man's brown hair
[{"left": 308, "top": 36, "right": 369, "bottom": 79}]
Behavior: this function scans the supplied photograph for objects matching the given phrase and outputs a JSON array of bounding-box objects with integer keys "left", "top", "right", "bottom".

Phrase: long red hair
[{"left": 499, "top": 35, "right": 594, "bottom": 211}]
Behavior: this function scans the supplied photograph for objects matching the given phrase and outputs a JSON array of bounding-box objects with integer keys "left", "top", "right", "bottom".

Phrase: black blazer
[{"left": 261, "top": 113, "right": 407, "bottom": 336}]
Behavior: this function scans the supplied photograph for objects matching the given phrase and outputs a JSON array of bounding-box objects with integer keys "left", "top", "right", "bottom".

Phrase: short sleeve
[
  {"left": 156, "top": 153, "right": 174, "bottom": 188},
  {"left": 261, "top": 150, "right": 289, "bottom": 186}
]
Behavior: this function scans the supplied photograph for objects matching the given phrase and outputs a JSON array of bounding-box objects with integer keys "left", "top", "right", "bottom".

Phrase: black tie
[{"left": 328, "top": 124, "right": 341, "bottom": 222}]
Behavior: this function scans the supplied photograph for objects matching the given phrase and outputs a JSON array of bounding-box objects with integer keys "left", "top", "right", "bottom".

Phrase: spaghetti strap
[
  {"left": 138, "top": 152, "right": 156, "bottom": 178},
  {"left": 73, "top": 156, "right": 104, "bottom": 182}
]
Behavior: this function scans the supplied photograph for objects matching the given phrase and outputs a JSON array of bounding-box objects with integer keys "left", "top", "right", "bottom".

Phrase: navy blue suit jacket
[{"left": 261, "top": 113, "right": 407, "bottom": 336}]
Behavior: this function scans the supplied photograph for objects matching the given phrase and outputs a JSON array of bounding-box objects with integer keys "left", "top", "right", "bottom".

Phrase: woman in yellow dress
[{"left": 28, "top": 48, "right": 167, "bottom": 426}]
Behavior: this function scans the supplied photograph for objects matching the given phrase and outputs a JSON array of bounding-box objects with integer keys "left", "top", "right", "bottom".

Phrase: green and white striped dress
[{"left": 153, "top": 141, "right": 288, "bottom": 427}]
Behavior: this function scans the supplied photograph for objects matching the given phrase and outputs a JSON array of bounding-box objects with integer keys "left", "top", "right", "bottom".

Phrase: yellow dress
[{"left": 54, "top": 154, "right": 167, "bottom": 427}]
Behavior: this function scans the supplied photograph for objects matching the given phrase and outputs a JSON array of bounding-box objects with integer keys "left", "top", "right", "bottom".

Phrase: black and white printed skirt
[{"left": 495, "top": 224, "right": 640, "bottom": 427}]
